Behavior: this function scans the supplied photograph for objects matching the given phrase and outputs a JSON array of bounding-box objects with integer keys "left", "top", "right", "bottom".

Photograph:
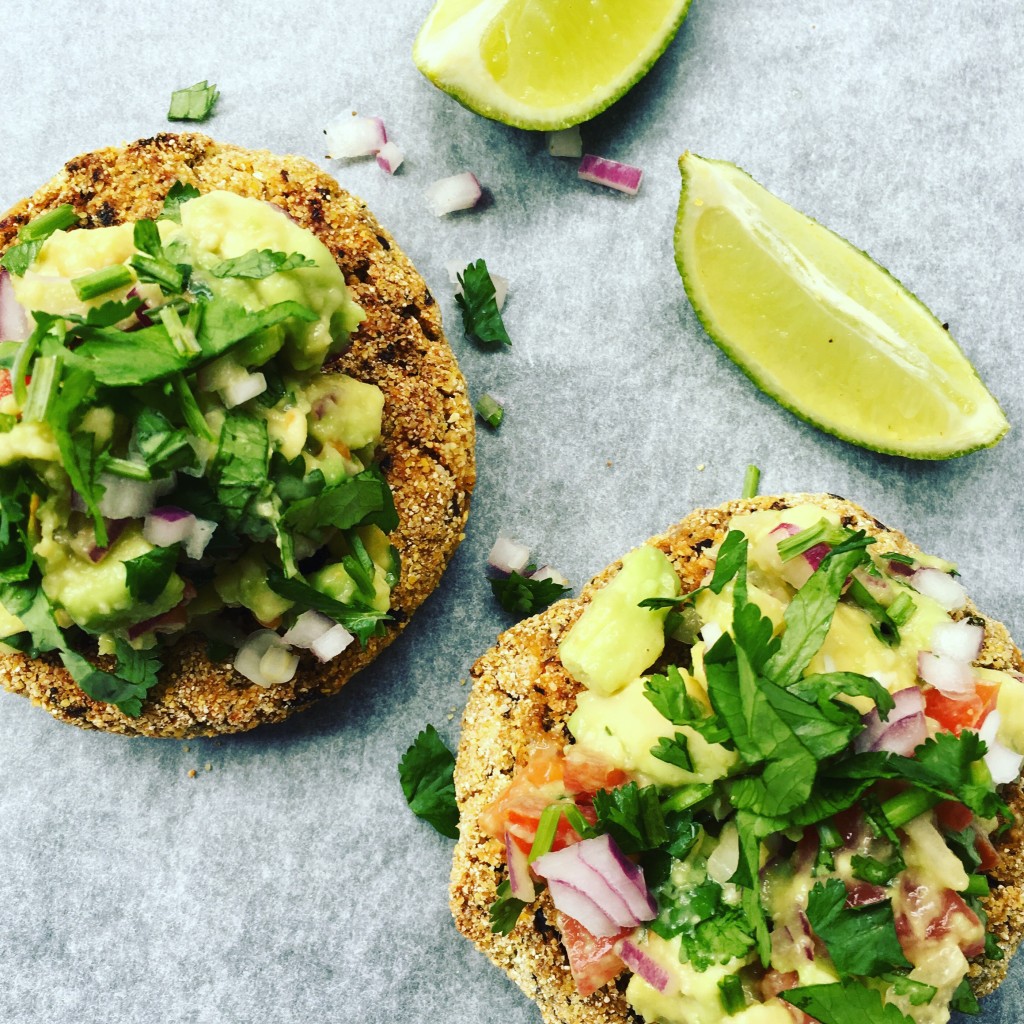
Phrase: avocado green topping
[{"left": 0, "top": 188, "right": 397, "bottom": 716}]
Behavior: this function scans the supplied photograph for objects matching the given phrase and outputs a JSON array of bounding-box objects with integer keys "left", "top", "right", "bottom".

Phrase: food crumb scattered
[
  {"left": 188, "top": 769, "right": 197, "bottom": 779},
  {"left": 606, "top": 460, "right": 614, "bottom": 468},
  {"left": 697, "top": 463, "right": 706, "bottom": 471},
  {"left": 183, "top": 744, "right": 190, "bottom": 752},
  {"left": 204, "top": 763, "right": 212, "bottom": 772}
]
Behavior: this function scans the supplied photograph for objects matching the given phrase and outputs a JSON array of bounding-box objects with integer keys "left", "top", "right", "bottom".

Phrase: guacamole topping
[
  {"left": 481, "top": 506, "right": 1024, "bottom": 1024},
  {"left": 0, "top": 188, "right": 399, "bottom": 715}
]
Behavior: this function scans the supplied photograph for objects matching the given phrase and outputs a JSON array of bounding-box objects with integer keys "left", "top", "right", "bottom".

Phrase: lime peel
[
  {"left": 414, "top": 0, "right": 693, "bottom": 131},
  {"left": 674, "top": 152, "right": 1008, "bottom": 460}
]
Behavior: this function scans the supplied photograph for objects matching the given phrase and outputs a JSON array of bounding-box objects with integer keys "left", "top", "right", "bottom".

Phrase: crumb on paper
[
  {"left": 606, "top": 460, "right": 614, "bottom": 468},
  {"left": 697, "top": 463, "right": 706, "bottom": 471},
  {"left": 183, "top": 744, "right": 190, "bottom": 752},
  {"left": 188, "top": 769, "right": 197, "bottom": 779},
  {"left": 204, "top": 763, "right": 212, "bottom": 772}
]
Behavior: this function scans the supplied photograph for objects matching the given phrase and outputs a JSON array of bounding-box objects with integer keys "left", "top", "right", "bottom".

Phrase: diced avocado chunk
[
  {"left": 559, "top": 545, "right": 680, "bottom": 696},
  {"left": 40, "top": 525, "right": 183, "bottom": 631},
  {"left": 992, "top": 669, "right": 1024, "bottom": 753},
  {"left": 214, "top": 551, "right": 293, "bottom": 624}
]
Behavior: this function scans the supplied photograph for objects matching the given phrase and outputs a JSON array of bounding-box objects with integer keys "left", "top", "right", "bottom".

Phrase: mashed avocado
[{"left": 0, "top": 189, "right": 399, "bottom": 714}]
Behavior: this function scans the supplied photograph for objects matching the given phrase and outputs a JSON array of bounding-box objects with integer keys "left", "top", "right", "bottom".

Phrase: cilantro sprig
[
  {"left": 399, "top": 725, "right": 459, "bottom": 839},
  {"left": 455, "top": 259, "right": 511, "bottom": 347}
]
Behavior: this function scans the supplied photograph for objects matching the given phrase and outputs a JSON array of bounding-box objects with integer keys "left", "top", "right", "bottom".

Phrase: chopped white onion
[
  {"left": 447, "top": 259, "right": 508, "bottom": 309},
  {"left": 531, "top": 565, "right": 569, "bottom": 587},
  {"left": 282, "top": 609, "right": 336, "bottom": 648},
  {"left": 547, "top": 125, "right": 583, "bottom": 158},
  {"left": 930, "top": 619, "right": 984, "bottom": 663},
  {"left": 310, "top": 623, "right": 355, "bottom": 662},
  {"left": 980, "top": 711, "right": 1024, "bottom": 785},
  {"left": 488, "top": 536, "right": 531, "bottom": 575},
  {"left": 93, "top": 471, "right": 174, "bottom": 520},
  {"left": 911, "top": 567, "right": 967, "bottom": 611},
  {"left": 425, "top": 172, "right": 483, "bottom": 216},
  {"left": 505, "top": 830, "right": 536, "bottom": 903},
  {"left": 578, "top": 154, "right": 643, "bottom": 195},
  {"left": 699, "top": 622, "right": 723, "bottom": 647},
  {"left": 220, "top": 370, "right": 267, "bottom": 409},
  {"left": 325, "top": 114, "right": 387, "bottom": 158},
  {"left": 0, "top": 269, "right": 29, "bottom": 342},
  {"left": 705, "top": 825, "right": 740, "bottom": 885},
  {"left": 533, "top": 834, "right": 656, "bottom": 937},
  {"left": 618, "top": 939, "right": 671, "bottom": 993},
  {"left": 376, "top": 141, "right": 405, "bottom": 175},
  {"left": 918, "top": 651, "right": 974, "bottom": 697},
  {"left": 184, "top": 517, "right": 217, "bottom": 559},
  {"left": 234, "top": 629, "right": 299, "bottom": 687},
  {"left": 143, "top": 507, "right": 195, "bottom": 547}
]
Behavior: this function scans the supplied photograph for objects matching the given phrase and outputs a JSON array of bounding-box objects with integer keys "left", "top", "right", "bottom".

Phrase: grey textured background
[{"left": 1, "top": 1, "right": 1022, "bottom": 1022}]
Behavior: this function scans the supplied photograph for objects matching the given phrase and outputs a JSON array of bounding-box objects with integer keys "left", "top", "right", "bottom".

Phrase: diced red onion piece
[
  {"left": 88, "top": 519, "right": 129, "bottom": 562},
  {"left": 489, "top": 536, "right": 531, "bottom": 575},
  {"left": 578, "top": 154, "right": 643, "bottom": 195},
  {"left": 425, "top": 172, "right": 482, "bottom": 216},
  {"left": 911, "top": 567, "right": 967, "bottom": 611},
  {"left": 376, "top": 141, "right": 405, "bottom": 175},
  {"left": 95, "top": 471, "right": 174, "bottom": 520},
  {"left": 505, "top": 830, "right": 536, "bottom": 903},
  {"left": 918, "top": 651, "right": 974, "bottom": 697},
  {"left": 931, "top": 620, "right": 984, "bottom": 663},
  {"left": 544, "top": 877, "right": 620, "bottom": 937},
  {"left": 531, "top": 565, "right": 569, "bottom": 587},
  {"left": 980, "top": 711, "right": 1024, "bottom": 785},
  {"left": 886, "top": 557, "right": 916, "bottom": 578},
  {"left": 325, "top": 114, "right": 387, "bottom": 158},
  {"left": 310, "top": 623, "right": 355, "bottom": 662},
  {"left": 234, "top": 629, "right": 298, "bottom": 687},
  {"left": 282, "top": 609, "right": 336, "bottom": 649},
  {"left": 533, "top": 834, "right": 655, "bottom": 936},
  {"left": 143, "top": 507, "right": 195, "bottom": 548},
  {"left": 855, "top": 686, "right": 926, "bottom": 754},
  {"left": 220, "top": 371, "right": 267, "bottom": 409},
  {"left": 618, "top": 939, "right": 670, "bottom": 993},
  {"left": 0, "top": 269, "right": 29, "bottom": 342},
  {"left": 547, "top": 126, "right": 583, "bottom": 158},
  {"left": 575, "top": 833, "right": 657, "bottom": 921}
]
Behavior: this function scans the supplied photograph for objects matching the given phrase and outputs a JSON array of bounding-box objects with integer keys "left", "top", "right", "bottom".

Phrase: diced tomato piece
[
  {"left": 555, "top": 912, "right": 629, "bottom": 997},
  {"left": 975, "top": 830, "right": 999, "bottom": 873},
  {"left": 924, "top": 680, "right": 1001, "bottom": 735},
  {"left": 0, "top": 369, "right": 11, "bottom": 400},
  {"left": 563, "top": 746, "right": 629, "bottom": 796},
  {"left": 935, "top": 800, "right": 974, "bottom": 833},
  {"left": 896, "top": 878, "right": 985, "bottom": 960},
  {"left": 926, "top": 891, "right": 985, "bottom": 958}
]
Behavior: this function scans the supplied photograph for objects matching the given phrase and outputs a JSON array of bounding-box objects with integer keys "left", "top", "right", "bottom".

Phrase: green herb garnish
[
  {"left": 167, "top": 80, "right": 220, "bottom": 122},
  {"left": 455, "top": 259, "right": 511, "bottom": 347},
  {"left": 475, "top": 392, "right": 504, "bottom": 427},
  {"left": 490, "top": 565, "right": 570, "bottom": 616},
  {"left": 398, "top": 724, "right": 459, "bottom": 840}
]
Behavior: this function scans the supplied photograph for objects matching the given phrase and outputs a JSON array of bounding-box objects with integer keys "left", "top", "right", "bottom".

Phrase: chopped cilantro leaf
[
  {"left": 281, "top": 465, "right": 398, "bottom": 536},
  {"left": 210, "top": 414, "right": 270, "bottom": 528},
  {"left": 455, "top": 259, "right": 511, "bottom": 347},
  {"left": 805, "top": 879, "right": 911, "bottom": 978},
  {"left": 398, "top": 724, "right": 458, "bottom": 839},
  {"left": 490, "top": 566, "right": 570, "bottom": 616},
  {"left": 489, "top": 880, "right": 528, "bottom": 935},
  {"left": 162, "top": 181, "right": 201, "bottom": 222},
  {"left": 592, "top": 782, "right": 668, "bottom": 854},
  {"left": 851, "top": 850, "right": 906, "bottom": 886},
  {"left": 950, "top": 977, "right": 981, "bottom": 1014},
  {"left": 123, "top": 546, "right": 179, "bottom": 604},
  {"left": 784, "top": 981, "right": 916, "bottom": 1024},
  {"left": 167, "top": 80, "right": 219, "bottom": 122},
  {"left": 196, "top": 296, "right": 317, "bottom": 358},
  {"left": 266, "top": 570, "right": 389, "bottom": 646},
  {"left": 65, "top": 323, "right": 190, "bottom": 386},
  {"left": 650, "top": 733, "right": 694, "bottom": 771},
  {"left": 210, "top": 249, "right": 316, "bottom": 279},
  {"left": 880, "top": 974, "right": 936, "bottom": 1006},
  {"left": 644, "top": 666, "right": 730, "bottom": 744}
]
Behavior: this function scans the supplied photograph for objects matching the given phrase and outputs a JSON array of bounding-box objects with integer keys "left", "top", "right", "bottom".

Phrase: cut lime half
[
  {"left": 414, "top": 0, "right": 692, "bottom": 131},
  {"left": 674, "top": 153, "right": 1008, "bottom": 459}
]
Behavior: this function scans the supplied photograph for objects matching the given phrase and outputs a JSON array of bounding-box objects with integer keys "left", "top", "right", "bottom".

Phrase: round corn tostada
[
  {"left": 451, "top": 494, "right": 1024, "bottom": 1024},
  {"left": 0, "top": 133, "right": 474, "bottom": 737}
]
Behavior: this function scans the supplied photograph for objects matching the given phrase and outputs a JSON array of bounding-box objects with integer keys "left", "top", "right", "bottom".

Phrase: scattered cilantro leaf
[
  {"left": 489, "top": 880, "right": 528, "bottom": 935},
  {"left": 65, "top": 323, "right": 189, "bottom": 386},
  {"left": 455, "top": 259, "right": 511, "bottom": 347},
  {"left": 851, "top": 850, "right": 906, "bottom": 886},
  {"left": 196, "top": 296, "right": 317, "bottom": 359},
  {"left": 167, "top": 80, "right": 219, "bottom": 122},
  {"left": 490, "top": 567, "right": 570, "bottom": 616},
  {"left": 398, "top": 725, "right": 458, "bottom": 839},
  {"left": 650, "top": 732, "right": 694, "bottom": 771},
  {"left": 210, "top": 414, "right": 270, "bottom": 527},
  {"left": 592, "top": 782, "right": 667, "bottom": 854},
  {"left": 282, "top": 465, "right": 398, "bottom": 536},
  {"left": 210, "top": 249, "right": 316, "bottom": 279},
  {"left": 644, "top": 666, "right": 730, "bottom": 743},
  {"left": 162, "top": 182, "right": 201, "bottom": 222},
  {"left": 950, "top": 977, "right": 981, "bottom": 1014},
  {"left": 880, "top": 974, "right": 936, "bottom": 1007}
]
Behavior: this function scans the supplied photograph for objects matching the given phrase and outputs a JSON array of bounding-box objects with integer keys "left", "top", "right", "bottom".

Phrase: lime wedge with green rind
[
  {"left": 674, "top": 152, "right": 1008, "bottom": 459},
  {"left": 413, "top": 0, "right": 692, "bottom": 131}
]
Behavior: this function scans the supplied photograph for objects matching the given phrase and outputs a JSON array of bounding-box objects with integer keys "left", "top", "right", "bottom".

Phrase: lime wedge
[
  {"left": 674, "top": 153, "right": 1008, "bottom": 459},
  {"left": 413, "top": 0, "right": 692, "bottom": 131}
]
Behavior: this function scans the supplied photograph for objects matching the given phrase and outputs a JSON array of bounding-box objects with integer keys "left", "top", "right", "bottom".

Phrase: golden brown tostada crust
[
  {"left": 450, "top": 493, "right": 1024, "bottom": 1024},
  {"left": 0, "top": 133, "right": 475, "bottom": 737}
]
